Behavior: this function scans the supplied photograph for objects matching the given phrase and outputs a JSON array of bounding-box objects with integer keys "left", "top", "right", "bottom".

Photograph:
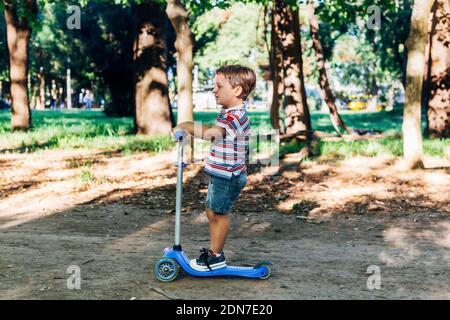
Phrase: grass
[
  {"left": 278, "top": 107, "right": 448, "bottom": 159},
  {"left": 79, "top": 170, "right": 96, "bottom": 183},
  {"left": 0, "top": 110, "right": 173, "bottom": 155},
  {"left": 0, "top": 107, "right": 448, "bottom": 159}
]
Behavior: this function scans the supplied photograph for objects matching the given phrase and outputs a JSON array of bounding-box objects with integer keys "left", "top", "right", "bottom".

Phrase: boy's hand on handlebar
[{"left": 172, "top": 124, "right": 189, "bottom": 141}]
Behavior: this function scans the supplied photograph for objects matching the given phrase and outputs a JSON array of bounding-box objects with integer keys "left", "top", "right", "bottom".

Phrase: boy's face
[{"left": 213, "top": 73, "right": 242, "bottom": 108}]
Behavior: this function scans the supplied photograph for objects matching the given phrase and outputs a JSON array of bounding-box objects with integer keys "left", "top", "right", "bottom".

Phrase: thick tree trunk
[
  {"left": 270, "top": 7, "right": 284, "bottom": 133},
  {"left": 104, "top": 68, "right": 134, "bottom": 116},
  {"left": 306, "top": 3, "right": 351, "bottom": 135},
  {"left": 133, "top": 1, "right": 172, "bottom": 136},
  {"left": 166, "top": 0, "right": 194, "bottom": 125},
  {"left": 3, "top": 0, "right": 36, "bottom": 131},
  {"left": 273, "top": 0, "right": 311, "bottom": 138},
  {"left": 402, "top": 0, "right": 435, "bottom": 169},
  {"left": 425, "top": 0, "right": 450, "bottom": 138}
]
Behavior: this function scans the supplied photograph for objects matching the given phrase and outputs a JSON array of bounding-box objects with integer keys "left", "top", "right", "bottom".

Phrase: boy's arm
[{"left": 174, "top": 121, "right": 226, "bottom": 142}]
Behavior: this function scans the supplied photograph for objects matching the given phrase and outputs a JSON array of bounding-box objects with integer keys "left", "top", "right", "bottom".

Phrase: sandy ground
[{"left": 0, "top": 148, "right": 449, "bottom": 300}]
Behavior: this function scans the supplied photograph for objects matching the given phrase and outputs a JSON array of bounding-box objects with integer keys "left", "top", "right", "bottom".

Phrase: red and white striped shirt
[{"left": 205, "top": 103, "right": 251, "bottom": 179}]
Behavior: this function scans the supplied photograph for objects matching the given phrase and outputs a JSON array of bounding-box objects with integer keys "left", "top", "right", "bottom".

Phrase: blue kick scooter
[{"left": 154, "top": 130, "right": 273, "bottom": 282}]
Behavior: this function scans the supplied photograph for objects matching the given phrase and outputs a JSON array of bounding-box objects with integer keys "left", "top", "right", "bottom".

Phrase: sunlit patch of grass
[
  {"left": 279, "top": 136, "right": 448, "bottom": 161},
  {"left": 79, "top": 170, "right": 96, "bottom": 184},
  {"left": 318, "top": 138, "right": 402, "bottom": 158},
  {"left": 423, "top": 138, "right": 449, "bottom": 158}
]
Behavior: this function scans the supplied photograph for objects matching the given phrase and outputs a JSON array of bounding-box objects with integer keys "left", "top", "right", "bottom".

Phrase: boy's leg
[{"left": 205, "top": 207, "right": 229, "bottom": 254}]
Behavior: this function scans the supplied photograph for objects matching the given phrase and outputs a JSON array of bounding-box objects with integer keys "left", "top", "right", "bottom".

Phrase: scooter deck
[{"left": 162, "top": 248, "right": 270, "bottom": 279}]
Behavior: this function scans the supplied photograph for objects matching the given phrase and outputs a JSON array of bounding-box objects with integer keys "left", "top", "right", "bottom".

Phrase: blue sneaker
[{"left": 189, "top": 248, "right": 226, "bottom": 272}]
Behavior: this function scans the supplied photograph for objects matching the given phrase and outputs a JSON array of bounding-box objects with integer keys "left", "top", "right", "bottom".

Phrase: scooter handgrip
[{"left": 173, "top": 129, "right": 186, "bottom": 142}]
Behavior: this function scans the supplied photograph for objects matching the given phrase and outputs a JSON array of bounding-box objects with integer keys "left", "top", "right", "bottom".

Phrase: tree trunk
[
  {"left": 166, "top": 0, "right": 194, "bottom": 161},
  {"left": 3, "top": 0, "right": 36, "bottom": 131},
  {"left": 402, "top": 0, "right": 435, "bottom": 169},
  {"left": 30, "top": 80, "right": 37, "bottom": 110},
  {"left": 133, "top": 1, "right": 172, "bottom": 136},
  {"left": 425, "top": 0, "right": 450, "bottom": 138},
  {"left": 385, "top": 84, "right": 395, "bottom": 111},
  {"left": 103, "top": 68, "right": 134, "bottom": 116},
  {"left": 270, "top": 7, "right": 284, "bottom": 133},
  {"left": 36, "top": 67, "right": 45, "bottom": 110},
  {"left": 306, "top": 3, "right": 351, "bottom": 135},
  {"left": 421, "top": 7, "right": 433, "bottom": 116},
  {"left": 273, "top": 0, "right": 311, "bottom": 138},
  {"left": 166, "top": 0, "right": 194, "bottom": 125}
]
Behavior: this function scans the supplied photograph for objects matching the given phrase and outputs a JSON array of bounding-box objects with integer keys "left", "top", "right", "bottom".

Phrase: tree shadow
[
  {"left": 0, "top": 140, "right": 60, "bottom": 154},
  {"left": 0, "top": 155, "right": 448, "bottom": 298}
]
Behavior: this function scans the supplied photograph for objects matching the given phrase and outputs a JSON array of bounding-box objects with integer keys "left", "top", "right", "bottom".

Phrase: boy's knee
[
  {"left": 205, "top": 207, "right": 215, "bottom": 220},
  {"left": 205, "top": 207, "right": 226, "bottom": 222}
]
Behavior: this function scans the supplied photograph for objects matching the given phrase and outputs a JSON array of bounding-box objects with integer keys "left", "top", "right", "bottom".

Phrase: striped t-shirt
[{"left": 204, "top": 103, "right": 251, "bottom": 179}]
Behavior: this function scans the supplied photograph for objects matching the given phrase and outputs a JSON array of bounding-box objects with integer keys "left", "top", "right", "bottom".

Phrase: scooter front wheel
[
  {"left": 155, "top": 257, "right": 179, "bottom": 282},
  {"left": 254, "top": 260, "right": 273, "bottom": 280}
]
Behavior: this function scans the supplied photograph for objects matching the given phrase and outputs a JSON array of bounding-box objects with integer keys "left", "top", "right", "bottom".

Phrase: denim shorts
[{"left": 205, "top": 172, "right": 247, "bottom": 215}]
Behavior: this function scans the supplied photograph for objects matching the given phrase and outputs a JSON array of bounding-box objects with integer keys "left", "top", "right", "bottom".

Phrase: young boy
[{"left": 174, "top": 64, "right": 256, "bottom": 271}]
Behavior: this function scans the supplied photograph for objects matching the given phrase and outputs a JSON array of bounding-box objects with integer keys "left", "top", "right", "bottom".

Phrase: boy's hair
[{"left": 216, "top": 65, "right": 256, "bottom": 100}]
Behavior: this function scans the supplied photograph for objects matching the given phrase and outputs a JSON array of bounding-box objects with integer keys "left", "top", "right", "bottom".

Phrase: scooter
[{"left": 154, "top": 130, "right": 273, "bottom": 282}]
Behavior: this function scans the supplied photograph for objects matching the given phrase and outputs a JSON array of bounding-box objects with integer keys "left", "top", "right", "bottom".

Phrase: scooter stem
[{"left": 174, "top": 139, "right": 184, "bottom": 249}]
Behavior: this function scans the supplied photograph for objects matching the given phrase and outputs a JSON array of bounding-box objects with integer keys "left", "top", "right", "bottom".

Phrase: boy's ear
[{"left": 233, "top": 86, "right": 243, "bottom": 98}]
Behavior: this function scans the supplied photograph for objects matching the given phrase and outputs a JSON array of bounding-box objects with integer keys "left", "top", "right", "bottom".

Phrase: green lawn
[
  {"left": 0, "top": 107, "right": 448, "bottom": 159},
  {"left": 0, "top": 110, "right": 172, "bottom": 155}
]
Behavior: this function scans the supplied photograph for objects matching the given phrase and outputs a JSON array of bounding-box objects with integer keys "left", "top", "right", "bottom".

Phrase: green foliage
[
  {"left": 191, "top": 2, "right": 269, "bottom": 83},
  {"left": 314, "top": 0, "right": 412, "bottom": 86},
  {"left": 363, "top": 0, "right": 412, "bottom": 77},
  {"left": 1, "top": 0, "right": 176, "bottom": 115},
  {"left": 332, "top": 33, "right": 396, "bottom": 96},
  {"left": 315, "top": 0, "right": 359, "bottom": 60},
  {"left": 185, "top": 0, "right": 231, "bottom": 17}
]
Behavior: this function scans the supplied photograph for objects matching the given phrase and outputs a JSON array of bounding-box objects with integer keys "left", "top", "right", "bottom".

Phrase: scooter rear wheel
[
  {"left": 155, "top": 257, "right": 179, "bottom": 282},
  {"left": 254, "top": 260, "right": 273, "bottom": 280}
]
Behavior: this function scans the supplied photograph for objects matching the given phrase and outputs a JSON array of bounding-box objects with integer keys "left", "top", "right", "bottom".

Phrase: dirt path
[{"left": 0, "top": 149, "right": 449, "bottom": 299}]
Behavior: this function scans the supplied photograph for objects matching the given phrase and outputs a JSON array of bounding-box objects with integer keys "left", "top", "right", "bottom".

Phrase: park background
[{"left": 0, "top": 0, "right": 448, "bottom": 299}]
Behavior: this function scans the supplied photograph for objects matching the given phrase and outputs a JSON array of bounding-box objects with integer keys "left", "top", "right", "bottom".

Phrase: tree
[
  {"left": 166, "top": 0, "right": 194, "bottom": 125},
  {"left": 133, "top": 0, "right": 172, "bottom": 135},
  {"left": 269, "top": 4, "right": 284, "bottom": 132},
  {"left": 2, "top": 0, "right": 37, "bottom": 131},
  {"left": 29, "top": 1, "right": 78, "bottom": 111},
  {"left": 402, "top": 0, "right": 434, "bottom": 169},
  {"left": 305, "top": 1, "right": 350, "bottom": 135},
  {"left": 424, "top": 0, "right": 449, "bottom": 138},
  {"left": 315, "top": 0, "right": 413, "bottom": 105},
  {"left": 190, "top": 2, "right": 266, "bottom": 82},
  {"left": 273, "top": 0, "right": 311, "bottom": 139},
  {"left": 0, "top": 8, "right": 7, "bottom": 97}
]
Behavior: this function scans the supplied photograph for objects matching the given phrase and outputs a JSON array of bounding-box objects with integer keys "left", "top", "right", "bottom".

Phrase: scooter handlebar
[{"left": 173, "top": 129, "right": 187, "bottom": 142}]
